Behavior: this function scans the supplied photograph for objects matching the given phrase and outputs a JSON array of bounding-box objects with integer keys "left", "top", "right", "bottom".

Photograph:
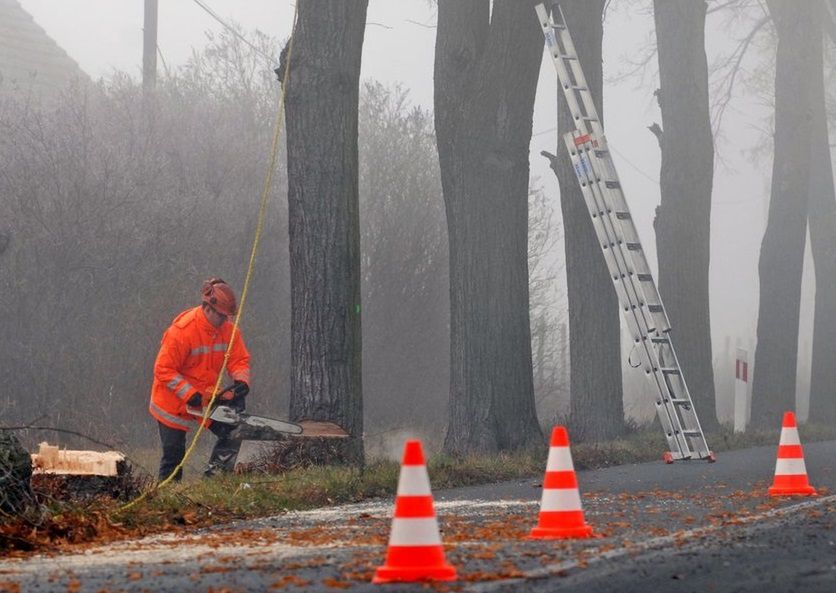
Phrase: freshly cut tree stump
[{"left": 29, "top": 442, "right": 139, "bottom": 502}]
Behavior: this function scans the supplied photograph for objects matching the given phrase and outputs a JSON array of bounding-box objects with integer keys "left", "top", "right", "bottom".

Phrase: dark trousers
[{"left": 157, "top": 421, "right": 242, "bottom": 481}]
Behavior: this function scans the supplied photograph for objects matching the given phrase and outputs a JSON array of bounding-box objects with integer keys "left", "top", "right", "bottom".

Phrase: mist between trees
[{"left": 0, "top": 30, "right": 567, "bottom": 454}]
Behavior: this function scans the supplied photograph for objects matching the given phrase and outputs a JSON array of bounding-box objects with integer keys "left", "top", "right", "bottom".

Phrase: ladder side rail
[
  {"left": 553, "top": 7, "right": 605, "bottom": 138},
  {"left": 585, "top": 140, "right": 672, "bottom": 332},
  {"left": 563, "top": 134, "right": 691, "bottom": 457},
  {"left": 536, "top": 5, "right": 592, "bottom": 137},
  {"left": 654, "top": 337, "right": 711, "bottom": 455},
  {"left": 572, "top": 139, "right": 661, "bottom": 335}
]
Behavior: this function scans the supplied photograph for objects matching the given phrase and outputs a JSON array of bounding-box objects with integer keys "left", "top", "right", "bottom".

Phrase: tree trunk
[
  {"left": 651, "top": 0, "right": 719, "bottom": 431},
  {"left": 546, "top": 0, "right": 625, "bottom": 442},
  {"left": 807, "top": 2, "right": 836, "bottom": 425},
  {"left": 751, "top": 1, "right": 821, "bottom": 428},
  {"left": 435, "top": 0, "right": 543, "bottom": 454},
  {"left": 283, "top": 0, "right": 368, "bottom": 462}
]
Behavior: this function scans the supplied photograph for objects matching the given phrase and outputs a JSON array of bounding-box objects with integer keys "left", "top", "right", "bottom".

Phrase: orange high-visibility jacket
[{"left": 149, "top": 306, "right": 251, "bottom": 431}]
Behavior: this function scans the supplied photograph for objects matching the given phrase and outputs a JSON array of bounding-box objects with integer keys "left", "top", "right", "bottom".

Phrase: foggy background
[{"left": 2, "top": 0, "right": 828, "bottom": 455}]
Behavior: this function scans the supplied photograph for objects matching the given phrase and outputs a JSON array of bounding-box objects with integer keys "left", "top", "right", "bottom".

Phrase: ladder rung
[
  {"left": 660, "top": 367, "right": 681, "bottom": 375},
  {"left": 683, "top": 430, "right": 703, "bottom": 438},
  {"left": 648, "top": 304, "right": 664, "bottom": 313},
  {"left": 557, "top": 53, "right": 578, "bottom": 61},
  {"left": 582, "top": 116, "right": 599, "bottom": 122},
  {"left": 671, "top": 399, "right": 691, "bottom": 405},
  {"left": 605, "top": 180, "right": 621, "bottom": 189},
  {"left": 651, "top": 336, "right": 670, "bottom": 344},
  {"left": 569, "top": 85, "right": 588, "bottom": 91},
  {"left": 615, "top": 212, "right": 631, "bottom": 220},
  {"left": 637, "top": 273, "right": 653, "bottom": 281},
  {"left": 626, "top": 243, "right": 642, "bottom": 251}
]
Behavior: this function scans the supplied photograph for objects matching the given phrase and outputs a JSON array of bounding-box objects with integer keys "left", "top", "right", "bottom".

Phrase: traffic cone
[
  {"left": 373, "top": 440, "right": 456, "bottom": 584},
  {"left": 768, "top": 411, "right": 817, "bottom": 497},
  {"left": 529, "top": 426, "right": 594, "bottom": 539}
]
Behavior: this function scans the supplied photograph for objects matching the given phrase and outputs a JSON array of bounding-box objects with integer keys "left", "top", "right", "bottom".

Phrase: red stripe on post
[
  {"left": 544, "top": 470, "right": 578, "bottom": 489},
  {"left": 393, "top": 495, "right": 435, "bottom": 518},
  {"left": 574, "top": 134, "right": 591, "bottom": 146}
]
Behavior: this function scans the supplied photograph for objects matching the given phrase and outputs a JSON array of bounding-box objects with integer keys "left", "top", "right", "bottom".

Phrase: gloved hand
[
  {"left": 230, "top": 393, "right": 246, "bottom": 413},
  {"left": 232, "top": 380, "right": 249, "bottom": 398},
  {"left": 230, "top": 381, "right": 248, "bottom": 412},
  {"left": 187, "top": 392, "right": 203, "bottom": 408}
]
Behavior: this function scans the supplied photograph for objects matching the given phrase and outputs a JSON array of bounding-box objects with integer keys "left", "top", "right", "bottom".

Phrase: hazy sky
[{"left": 18, "top": 0, "right": 815, "bottom": 415}]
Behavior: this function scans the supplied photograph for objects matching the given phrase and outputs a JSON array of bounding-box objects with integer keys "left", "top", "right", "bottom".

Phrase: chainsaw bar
[{"left": 187, "top": 405, "right": 304, "bottom": 435}]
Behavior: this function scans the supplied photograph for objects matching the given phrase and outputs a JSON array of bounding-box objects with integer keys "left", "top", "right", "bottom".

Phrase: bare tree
[
  {"left": 434, "top": 0, "right": 543, "bottom": 454},
  {"left": 280, "top": 0, "right": 369, "bottom": 462},
  {"left": 807, "top": 3, "right": 836, "bottom": 425},
  {"left": 751, "top": 0, "right": 821, "bottom": 427},
  {"left": 543, "top": 0, "right": 626, "bottom": 442},
  {"left": 650, "top": 0, "right": 719, "bottom": 431}
]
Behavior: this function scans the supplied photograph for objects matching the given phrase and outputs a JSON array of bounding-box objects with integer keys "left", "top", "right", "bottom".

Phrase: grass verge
[{"left": 2, "top": 422, "right": 835, "bottom": 555}]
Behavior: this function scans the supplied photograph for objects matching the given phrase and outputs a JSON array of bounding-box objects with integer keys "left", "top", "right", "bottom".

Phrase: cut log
[{"left": 31, "top": 442, "right": 125, "bottom": 476}]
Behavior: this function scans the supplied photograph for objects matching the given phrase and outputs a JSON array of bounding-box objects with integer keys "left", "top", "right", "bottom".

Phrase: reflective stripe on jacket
[{"left": 149, "top": 306, "right": 251, "bottom": 431}]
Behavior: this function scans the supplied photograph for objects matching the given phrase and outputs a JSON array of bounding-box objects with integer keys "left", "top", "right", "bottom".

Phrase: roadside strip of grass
[{"left": 3, "top": 423, "right": 835, "bottom": 555}]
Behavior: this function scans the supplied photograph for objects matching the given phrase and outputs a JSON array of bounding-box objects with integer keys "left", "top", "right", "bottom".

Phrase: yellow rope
[{"left": 118, "top": 4, "right": 298, "bottom": 513}]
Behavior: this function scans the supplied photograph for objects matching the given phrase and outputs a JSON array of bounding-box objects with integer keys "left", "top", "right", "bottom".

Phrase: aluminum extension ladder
[{"left": 535, "top": 2, "right": 714, "bottom": 462}]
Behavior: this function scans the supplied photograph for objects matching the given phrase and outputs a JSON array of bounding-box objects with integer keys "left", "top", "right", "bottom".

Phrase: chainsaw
[{"left": 186, "top": 384, "right": 349, "bottom": 441}]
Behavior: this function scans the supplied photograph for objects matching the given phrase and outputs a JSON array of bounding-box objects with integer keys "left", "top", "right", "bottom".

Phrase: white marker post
[{"left": 734, "top": 348, "right": 749, "bottom": 433}]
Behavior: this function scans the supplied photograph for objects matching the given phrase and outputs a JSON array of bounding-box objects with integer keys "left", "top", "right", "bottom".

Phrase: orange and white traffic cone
[
  {"left": 373, "top": 440, "right": 457, "bottom": 584},
  {"left": 768, "top": 411, "right": 817, "bottom": 497},
  {"left": 529, "top": 426, "right": 594, "bottom": 539}
]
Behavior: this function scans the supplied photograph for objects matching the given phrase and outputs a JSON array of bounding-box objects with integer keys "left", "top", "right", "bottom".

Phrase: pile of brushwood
[
  {"left": 239, "top": 437, "right": 351, "bottom": 474},
  {"left": 0, "top": 432, "right": 37, "bottom": 518}
]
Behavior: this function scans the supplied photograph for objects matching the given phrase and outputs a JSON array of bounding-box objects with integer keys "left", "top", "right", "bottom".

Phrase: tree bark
[
  {"left": 435, "top": 0, "right": 543, "bottom": 454},
  {"left": 807, "top": 1, "right": 836, "bottom": 425},
  {"left": 651, "top": 0, "right": 719, "bottom": 431},
  {"left": 546, "top": 0, "right": 625, "bottom": 442},
  {"left": 283, "top": 0, "right": 368, "bottom": 462},
  {"left": 751, "top": 1, "right": 820, "bottom": 428}
]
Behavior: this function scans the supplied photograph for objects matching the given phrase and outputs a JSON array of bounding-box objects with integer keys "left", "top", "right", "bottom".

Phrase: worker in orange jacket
[{"left": 149, "top": 278, "right": 251, "bottom": 480}]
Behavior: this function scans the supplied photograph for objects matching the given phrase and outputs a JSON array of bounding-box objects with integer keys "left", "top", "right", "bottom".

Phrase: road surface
[{"left": 1, "top": 440, "right": 834, "bottom": 592}]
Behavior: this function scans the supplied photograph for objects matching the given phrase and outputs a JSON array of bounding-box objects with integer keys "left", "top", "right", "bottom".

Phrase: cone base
[
  {"left": 768, "top": 484, "right": 817, "bottom": 497},
  {"left": 529, "top": 523, "right": 593, "bottom": 539},
  {"left": 372, "top": 564, "right": 457, "bottom": 584}
]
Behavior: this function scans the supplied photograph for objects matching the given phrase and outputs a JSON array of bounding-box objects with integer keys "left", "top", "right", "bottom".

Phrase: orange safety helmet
[{"left": 201, "top": 277, "right": 237, "bottom": 317}]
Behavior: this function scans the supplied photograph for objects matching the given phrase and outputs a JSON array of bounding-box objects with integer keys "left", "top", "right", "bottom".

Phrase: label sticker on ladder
[{"left": 574, "top": 155, "right": 591, "bottom": 180}]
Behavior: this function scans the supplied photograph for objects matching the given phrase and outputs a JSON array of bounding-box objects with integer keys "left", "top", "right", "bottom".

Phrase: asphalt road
[{"left": 2, "top": 440, "right": 834, "bottom": 593}]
